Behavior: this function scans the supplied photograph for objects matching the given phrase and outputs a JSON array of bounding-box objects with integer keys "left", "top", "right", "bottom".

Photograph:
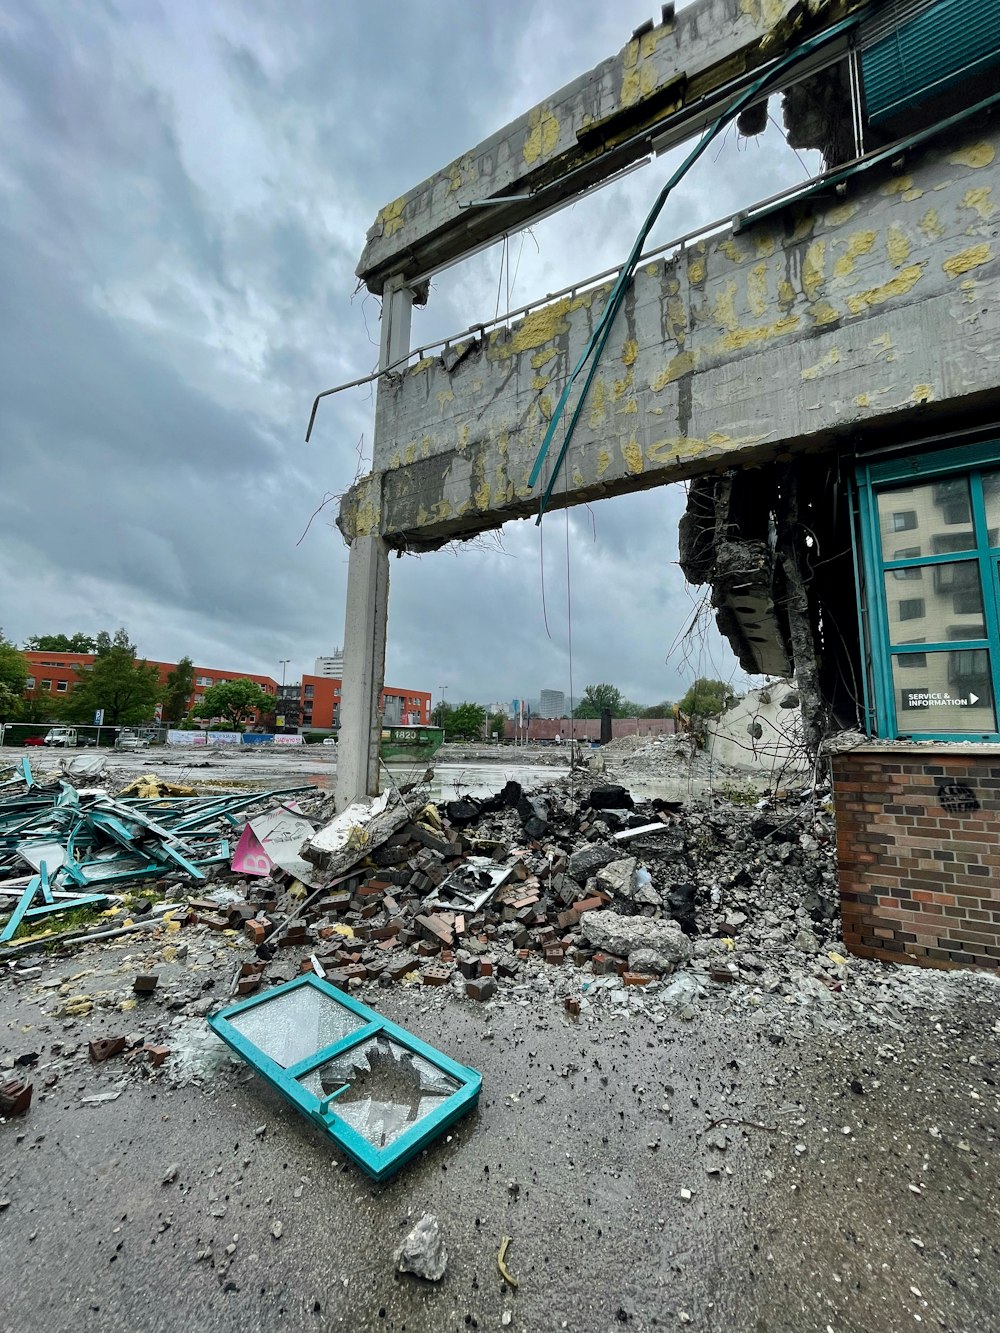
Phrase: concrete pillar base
[{"left": 335, "top": 533, "right": 389, "bottom": 812}]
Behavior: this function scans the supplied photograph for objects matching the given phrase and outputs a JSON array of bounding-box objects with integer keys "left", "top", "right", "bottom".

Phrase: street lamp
[{"left": 279, "top": 659, "right": 291, "bottom": 688}]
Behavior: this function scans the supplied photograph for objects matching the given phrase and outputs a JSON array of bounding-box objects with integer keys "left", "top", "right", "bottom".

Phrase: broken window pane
[
  {"left": 227, "top": 985, "right": 366, "bottom": 1068},
  {"left": 299, "top": 1034, "right": 461, "bottom": 1148}
]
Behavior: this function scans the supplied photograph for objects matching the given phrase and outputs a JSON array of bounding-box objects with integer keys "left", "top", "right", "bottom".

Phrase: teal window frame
[
  {"left": 854, "top": 439, "right": 1000, "bottom": 740},
  {"left": 208, "top": 974, "right": 481, "bottom": 1181}
]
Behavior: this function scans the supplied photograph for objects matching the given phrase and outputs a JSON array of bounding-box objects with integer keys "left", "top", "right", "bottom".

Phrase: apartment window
[
  {"left": 304, "top": 685, "right": 314, "bottom": 698},
  {"left": 25, "top": 677, "right": 34, "bottom": 689},
  {"left": 56, "top": 681, "right": 68, "bottom": 692},
  {"left": 856, "top": 444, "right": 1000, "bottom": 739},
  {"left": 196, "top": 676, "right": 212, "bottom": 687},
  {"left": 41, "top": 680, "right": 51, "bottom": 691}
]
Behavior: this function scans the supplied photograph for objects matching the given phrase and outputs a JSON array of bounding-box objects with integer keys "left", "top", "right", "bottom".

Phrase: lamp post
[{"left": 279, "top": 659, "right": 290, "bottom": 688}]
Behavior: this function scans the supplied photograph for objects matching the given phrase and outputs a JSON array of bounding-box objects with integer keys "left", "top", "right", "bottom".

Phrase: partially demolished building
[{"left": 322, "top": 0, "right": 1000, "bottom": 971}]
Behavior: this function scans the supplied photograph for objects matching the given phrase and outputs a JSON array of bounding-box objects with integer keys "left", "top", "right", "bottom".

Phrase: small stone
[
  {"left": 679, "top": 1187, "right": 693, "bottom": 1202},
  {"left": 271, "top": 1220, "right": 283, "bottom": 1239},
  {"left": 395, "top": 1212, "right": 447, "bottom": 1281},
  {"left": 162, "top": 1163, "right": 179, "bottom": 1185}
]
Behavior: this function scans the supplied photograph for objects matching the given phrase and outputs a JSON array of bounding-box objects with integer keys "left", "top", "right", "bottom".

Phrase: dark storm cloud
[{"left": 0, "top": 0, "right": 769, "bottom": 701}]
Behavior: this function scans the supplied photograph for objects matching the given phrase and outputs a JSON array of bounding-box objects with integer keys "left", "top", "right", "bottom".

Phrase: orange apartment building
[
  {"left": 24, "top": 653, "right": 431, "bottom": 731},
  {"left": 298, "top": 674, "right": 431, "bottom": 730},
  {"left": 23, "top": 652, "right": 278, "bottom": 722}
]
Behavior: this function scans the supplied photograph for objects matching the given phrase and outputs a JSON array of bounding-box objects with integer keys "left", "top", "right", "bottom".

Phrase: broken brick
[
  {"left": 465, "top": 977, "right": 496, "bottom": 1001},
  {"left": 132, "top": 974, "right": 159, "bottom": 994},
  {"left": 89, "top": 1036, "right": 127, "bottom": 1063},
  {"left": 0, "top": 1080, "right": 33, "bottom": 1115}
]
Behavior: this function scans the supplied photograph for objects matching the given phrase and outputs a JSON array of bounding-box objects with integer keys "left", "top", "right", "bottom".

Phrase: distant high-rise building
[
  {"left": 314, "top": 649, "right": 344, "bottom": 677},
  {"left": 539, "top": 689, "right": 565, "bottom": 719}
]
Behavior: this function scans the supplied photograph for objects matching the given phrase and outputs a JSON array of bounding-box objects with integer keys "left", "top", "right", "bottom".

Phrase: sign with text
[
  {"left": 167, "top": 730, "right": 206, "bottom": 746},
  {"left": 903, "top": 689, "right": 982, "bottom": 710}
]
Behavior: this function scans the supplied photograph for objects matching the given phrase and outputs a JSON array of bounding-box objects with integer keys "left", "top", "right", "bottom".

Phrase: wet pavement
[{"left": 2, "top": 962, "right": 997, "bottom": 1333}]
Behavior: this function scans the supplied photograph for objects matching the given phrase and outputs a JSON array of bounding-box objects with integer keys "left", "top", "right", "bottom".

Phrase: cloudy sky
[{"left": 0, "top": 0, "right": 816, "bottom": 711}]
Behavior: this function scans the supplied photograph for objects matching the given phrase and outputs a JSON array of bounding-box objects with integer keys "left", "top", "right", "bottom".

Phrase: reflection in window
[
  {"left": 892, "top": 546, "right": 922, "bottom": 580},
  {"left": 892, "top": 511, "right": 917, "bottom": 531},
  {"left": 898, "top": 598, "right": 924, "bottom": 621}
]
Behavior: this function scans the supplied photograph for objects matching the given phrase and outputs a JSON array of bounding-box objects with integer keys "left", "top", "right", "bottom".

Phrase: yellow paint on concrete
[
  {"left": 719, "top": 238, "right": 746, "bottom": 265},
  {"left": 666, "top": 296, "right": 687, "bottom": 345},
  {"left": 436, "top": 388, "right": 455, "bottom": 411},
  {"left": 902, "top": 188, "right": 923, "bottom": 203},
  {"left": 712, "top": 313, "right": 800, "bottom": 352},
  {"left": 918, "top": 208, "right": 945, "bottom": 241},
  {"left": 621, "top": 339, "right": 639, "bottom": 367},
  {"left": 531, "top": 374, "right": 549, "bottom": 392},
  {"left": 498, "top": 432, "right": 509, "bottom": 457},
  {"left": 777, "top": 278, "right": 796, "bottom": 311},
  {"left": 754, "top": 233, "right": 776, "bottom": 260},
  {"left": 912, "top": 384, "right": 935, "bottom": 404},
  {"left": 739, "top": 0, "right": 784, "bottom": 28},
  {"left": 422, "top": 436, "right": 433, "bottom": 458},
  {"left": 474, "top": 479, "right": 491, "bottom": 509},
  {"left": 378, "top": 197, "right": 406, "bottom": 238},
  {"left": 949, "top": 142, "right": 995, "bottom": 169},
  {"left": 833, "top": 230, "right": 876, "bottom": 278},
  {"left": 800, "top": 348, "right": 841, "bottom": 381},
  {"left": 403, "top": 443, "right": 418, "bottom": 465},
  {"left": 572, "top": 467, "right": 585, "bottom": 488},
  {"left": 410, "top": 357, "right": 435, "bottom": 374},
  {"left": 943, "top": 243, "right": 992, "bottom": 278},
  {"left": 688, "top": 255, "right": 707, "bottom": 287},
  {"left": 448, "top": 165, "right": 463, "bottom": 194},
  {"left": 651, "top": 350, "right": 695, "bottom": 392},
  {"left": 959, "top": 278, "right": 980, "bottom": 304},
  {"left": 962, "top": 186, "right": 995, "bottom": 221},
  {"left": 429, "top": 501, "right": 453, "bottom": 523},
  {"left": 523, "top": 105, "right": 560, "bottom": 165},
  {"left": 790, "top": 214, "right": 815, "bottom": 244},
  {"left": 619, "top": 399, "right": 638, "bottom": 415},
  {"left": 508, "top": 300, "right": 570, "bottom": 354},
  {"left": 646, "top": 430, "right": 766, "bottom": 466},
  {"left": 644, "top": 263, "right": 660, "bottom": 278},
  {"left": 881, "top": 175, "right": 915, "bottom": 197},
  {"left": 887, "top": 224, "right": 911, "bottom": 269},
  {"left": 588, "top": 378, "right": 607, "bottom": 427},
  {"left": 457, "top": 426, "right": 469, "bottom": 451},
  {"left": 747, "top": 263, "right": 768, "bottom": 318},
  {"left": 596, "top": 449, "right": 612, "bottom": 477},
  {"left": 622, "top": 437, "right": 644, "bottom": 475},
  {"left": 713, "top": 279, "right": 739, "bottom": 331},
  {"left": 808, "top": 301, "right": 840, "bottom": 326},
  {"left": 613, "top": 368, "right": 634, "bottom": 400},
  {"left": 855, "top": 392, "right": 871, "bottom": 409},
  {"left": 531, "top": 347, "right": 560, "bottom": 370},
  {"left": 824, "top": 201, "right": 859, "bottom": 228},
  {"left": 802, "top": 239, "right": 826, "bottom": 301},
  {"left": 845, "top": 263, "right": 924, "bottom": 315},
  {"left": 539, "top": 394, "right": 553, "bottom": 421},
  {"left": 620, "top": 27, "right": 664, "bottom": 107},
  {"left": 869, "top": 333, "right": 897, "bottom": 363}
]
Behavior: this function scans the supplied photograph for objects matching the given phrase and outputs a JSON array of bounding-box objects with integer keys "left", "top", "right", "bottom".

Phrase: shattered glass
[
  {"left": 299, "top": 1035, "right": 461, "bottom": 1148},
  {"left": 227, "top": 985, "right": 365, "bottom": 1068}
]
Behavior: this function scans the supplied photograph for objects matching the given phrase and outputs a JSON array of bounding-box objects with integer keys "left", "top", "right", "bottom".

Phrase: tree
[
  {"left": 23, "top": 632, "right": 96, "bottom": 653},
  {"left": 64, "top": 628, "right": 161, "bottom": 725},
  {"left": 444, "top": 701, "right": 486, "bottom": 740},
  {"left": 162, "top": 656, "right": 195, "bottom": 724},
  {"left": 487, "top": 711, "right": 506, "bottom": 740},
  {"left": 678, "top": 677, "right": 738, "bottom": 719},
  {"left": 573, "top": 683, "right": 640, "bottom": 720},
  {"left": 432, "top": 701, "right": 453, "bottom": 730},
  {"left": 641, "top": 700, "right": 675, "bottom": 719},
  {"left": 193, "top": 678, "right": 274, "bottom": 730},
  {"left": 0, "top": 630, "right": 29, "bottom": 721}
]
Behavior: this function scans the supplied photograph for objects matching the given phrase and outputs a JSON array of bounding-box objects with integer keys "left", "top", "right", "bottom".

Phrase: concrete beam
[
  {"left": 341, "top": 118, "right": 1000, "bottom": 548},
  {"left": 356, "top": 0, "right": 859, "bottom": 293}
]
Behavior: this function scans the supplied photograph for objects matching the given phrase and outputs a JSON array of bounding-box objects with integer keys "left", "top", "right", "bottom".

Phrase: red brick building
[
  {"left": 298, "top": 674, "right": 431, "bottom": 731},
  {"left": 23, "top": 653, "right": 431, "bottom": 731}
]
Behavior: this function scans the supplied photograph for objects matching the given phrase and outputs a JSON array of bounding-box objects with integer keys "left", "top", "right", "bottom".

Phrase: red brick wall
[{"left": 831, "top": 746, "right": 1000, "bottom": 970}]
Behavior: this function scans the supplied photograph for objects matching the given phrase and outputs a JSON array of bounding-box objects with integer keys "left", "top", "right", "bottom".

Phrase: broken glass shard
[{"left": 227, "top": 984, "right": 365, "bottom": 1067}]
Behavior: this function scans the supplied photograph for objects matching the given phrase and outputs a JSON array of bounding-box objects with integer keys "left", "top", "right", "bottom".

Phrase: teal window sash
[
  {"left": 209, "top": 975, "right": 482, "bottom": 1181},
  {"left": 853, "top": 439, "right": 1000, "bottom": 740}
]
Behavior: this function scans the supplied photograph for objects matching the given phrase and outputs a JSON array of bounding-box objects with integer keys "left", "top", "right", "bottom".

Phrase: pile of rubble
[{"left": 4, "top": 757, "right": 996, "bottom": 1121}]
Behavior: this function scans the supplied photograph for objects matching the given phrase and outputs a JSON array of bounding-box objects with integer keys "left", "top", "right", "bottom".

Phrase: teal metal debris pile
[{"left": 0, "top": 757, "right": 315, "bottom": 945}]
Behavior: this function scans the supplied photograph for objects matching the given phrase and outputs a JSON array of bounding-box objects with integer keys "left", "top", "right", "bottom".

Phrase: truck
[{"left": 42, "top": 728, "right": 96, "bottom": 748}]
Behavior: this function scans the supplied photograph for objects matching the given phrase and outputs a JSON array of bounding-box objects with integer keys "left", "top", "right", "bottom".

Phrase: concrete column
[
  {"left": 335, "top": 532, "right": 390, "bottom": 811},
  {"left": 336, "top": 278, "right": 414, "bottom": 811}
]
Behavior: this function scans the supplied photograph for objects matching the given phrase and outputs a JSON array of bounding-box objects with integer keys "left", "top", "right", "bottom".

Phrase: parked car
[
  {"left": 23, "top": 735, "right": 46, "bottom": 747},
  {"left": 42, "top": 728, "right": 96, "bottom": 748},
  {"left": 322, "top": 736, "right": 338, "bottom": 747}
]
